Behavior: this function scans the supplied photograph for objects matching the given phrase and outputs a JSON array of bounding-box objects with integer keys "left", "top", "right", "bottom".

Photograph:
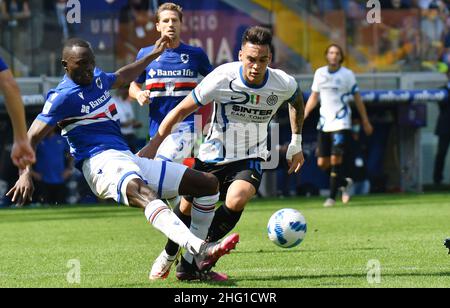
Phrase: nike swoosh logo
[
  {"left": 251, "top": 175, "right": 260, "bottom": 182},
  {"left": 231, "top": 96, "right": 243, "bottom": 100}
]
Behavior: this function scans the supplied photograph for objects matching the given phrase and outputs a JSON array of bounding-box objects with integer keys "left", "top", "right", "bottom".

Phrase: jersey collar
[
  {"left": 62, "top": 73, "right": 97, "bottom": 90},
  {"left": 327, "top": 66, "right": 341, "bottom": 74},
  {"left": 166, "top": 41, "right": 184, "bottom": 53},
  {"left": 239, "top": 65, "right": 270, "bottom": 89}
]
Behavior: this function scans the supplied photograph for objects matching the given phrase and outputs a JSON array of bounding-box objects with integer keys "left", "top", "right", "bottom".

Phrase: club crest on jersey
[
  {"left": 267, "top": 94, "right": 278, "bottom": 106},
  {"left": 96, "top": 77, "right": 103, "bottom": 90},
  {"left": 180, "top": 53, "right": 190, "bottom": 64}
]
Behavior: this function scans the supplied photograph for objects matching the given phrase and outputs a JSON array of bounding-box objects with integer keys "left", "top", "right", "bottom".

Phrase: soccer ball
[{"left": 267, "top": 209, "right": 307, "bottom": 248}]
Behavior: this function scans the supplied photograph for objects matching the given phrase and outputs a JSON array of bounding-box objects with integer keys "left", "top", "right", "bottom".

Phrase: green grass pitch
[{"left": 0, "top": 194, "right": 449, "bottom": 288}]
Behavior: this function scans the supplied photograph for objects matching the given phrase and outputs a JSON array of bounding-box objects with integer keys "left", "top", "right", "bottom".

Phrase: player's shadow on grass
[
  {"left": 235, "top": 247, "right": 388, "bottom": 254},
  {"left": 237, "top": 271, "right": 450, "bottom": 284},
  {"left": 175, "top": 278, "right": 239, "bottom": 287}
]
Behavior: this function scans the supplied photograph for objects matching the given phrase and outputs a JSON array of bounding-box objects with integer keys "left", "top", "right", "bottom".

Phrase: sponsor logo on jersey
[
  {"left": 231, "top": 105, "right": 273, "bottom": 116},
  {"left": 228, "top": 79, "right": 250, "bottom": 104},
  {"left": 148, "top": 68, "right": 195, "bottom": 78},
  {"left": 78, "top": 92, "right": 84, "bottom": 100},
  {"left": 149, "top": 68, "right": 157, "bottom": 78},
  {"left": 88, "top": 90, "right": 111, "bottom": 109}
]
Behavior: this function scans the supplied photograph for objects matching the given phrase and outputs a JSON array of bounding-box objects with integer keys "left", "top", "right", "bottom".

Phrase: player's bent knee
[
  {"left": 179, "top": 169, "right": 219, "bottom": 197},
  {"left": 226, "top": 183, "right": 255, "bottom": 212},
  {"left": 203, "top": 172, "right": 220, "bottom": 194},
  {"left": 227, "top": 194, "right": 249, "bottom": 212},
  {"left": 126, "top": 179, "right": 158, "bottom": 209}
]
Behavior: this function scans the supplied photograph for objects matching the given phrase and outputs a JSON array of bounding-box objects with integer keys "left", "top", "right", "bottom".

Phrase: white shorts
[
  {"left": 156, "top": 124, "right": 194, "bottom": 164},
  {"left": 82, "top": 150, "right": 188, "bottom": 206}
]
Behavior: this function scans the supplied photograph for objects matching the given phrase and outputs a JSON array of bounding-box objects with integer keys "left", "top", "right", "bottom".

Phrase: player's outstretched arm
[
  {"left": 304, "top": 91, "right": 319, "bottom": 120},
  {"left": 354, "top": 92, "right": 374, "bottom": 136},
  {"left": 0, "top": 69, "right": 36, "bottom": 169},
  {"left": 287, "top": 89, "right": 306, "bottom": 175},
  {"left": 112, "top": 35, "right": 172, "bottom": 89},
  {"left": 138, "top": 93, "right": 199, "bottom": 159},
  {"left": 6, "top": 119, "right": 54, "bottom": 206}
]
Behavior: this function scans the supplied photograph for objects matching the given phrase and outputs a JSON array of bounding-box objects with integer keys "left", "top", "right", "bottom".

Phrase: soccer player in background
[
  {"left": 128, "top": 2, "right": 212, "bottom": 160},
  {"left": 128, "top": 2, "right": 213, "bottom": 280},
  {"left": 304, "top": 44, "right": 373, "bottom": 208},
  {"left": 0, "top": 56, "right": 36, "bottom": 169},
  {"left": 139, "top": 26, "right": 305, "bottom": 281},
  {"left": 7, "top": 37, "right": 239, "bottom": 275}
]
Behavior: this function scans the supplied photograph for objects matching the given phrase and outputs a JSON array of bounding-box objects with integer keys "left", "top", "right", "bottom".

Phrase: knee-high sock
[
  {"left": 330, "top": 164, "right": 346, "bottom": 200},
  {"left": 145, "top": 200, "right": 203, "bottom": 256},
  {"left": 164, "top": 199, "right": 191, "bottom": 256},
  {"left": 183, "top": 193, "right": 219, "bottom": 264},
  {"left": 207, "top": 204, "right": 243, "bottom": 243}
]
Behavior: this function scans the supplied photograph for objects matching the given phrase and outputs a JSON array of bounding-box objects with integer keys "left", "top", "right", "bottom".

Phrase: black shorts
[
  {"left": 317, "top": 130, "right": 351, "bottom": 157},
  {"left": 190, "top": 158, "right": 264, "bottom": 201}
]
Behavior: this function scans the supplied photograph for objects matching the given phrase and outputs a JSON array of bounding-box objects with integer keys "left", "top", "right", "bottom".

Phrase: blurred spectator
[
  {"left": 3, "top": 0, "right": 30, "bottom": 25},
  {"left": 1, "top": 0, "right": 31, "bottom": 61},
  {"left": 114, "top": 87, "right": 142, "bottom": 153},
  {"left": 433, "top": 74, "right": 450, "bottom": 185},
  {"left": 0, "top": 0, "right": 6, "bottom": 18},
  {"left": 31, "top": 128, "right": 73, "bottom": 205},
  {"left": 418, "top": 0, "right": 447, "bottom": 42},
  {"left": 440, "top": 16, "right": 450, "bottom": 66},
  {"left": 313, "top": 0, "right": 350, "bottom": 15},
  {"left": 117, "top": 0, "right": 159, "bottom": 67},
  {"left": 55, "top": 0, "right": 68, "bottom": 42},
  {"left": 381, "top": 0, "right": 413, "bottom": 9}
]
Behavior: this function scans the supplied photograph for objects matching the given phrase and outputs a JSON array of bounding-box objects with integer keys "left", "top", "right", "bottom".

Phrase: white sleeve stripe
[{"left": 192, "top": 90, "right": 204, "bottom": 106}]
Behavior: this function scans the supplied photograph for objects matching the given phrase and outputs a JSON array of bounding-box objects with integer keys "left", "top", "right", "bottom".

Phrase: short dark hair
[
  {"left": 156, "top": 2, "right": 183, "bottom": 23},
  {"left": 241, "top": 26, "right": 273, "bottom": 48},
  {"left": 63, "top": 38, "right": 91, "bottom": 50},
  {"left": 325, "top": 43, "right": 345, "bottom": 64}
]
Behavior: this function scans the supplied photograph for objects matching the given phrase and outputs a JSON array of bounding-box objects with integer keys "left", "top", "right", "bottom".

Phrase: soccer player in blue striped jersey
[
  {"left": 129, "top": 2, "right": 212, "bottom": 160},
  {"left": 7, "top": 37, "right": 239, "bottom": 276}
]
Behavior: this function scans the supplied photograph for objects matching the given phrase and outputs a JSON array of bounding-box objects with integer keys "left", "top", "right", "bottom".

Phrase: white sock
[
  {"left": 183, "top": 193, "right": 219, "bottom": 264},
  {"left": 166, "top": 196, "right": 181, "bottom": 209},
  {"left": 145, "top": 200, "right": 203, "bottom": 255}
]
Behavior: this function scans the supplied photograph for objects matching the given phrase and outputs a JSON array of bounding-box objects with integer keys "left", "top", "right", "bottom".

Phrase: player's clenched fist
[
  {"left": 136, "top": 90, "right": 151, "bottom": 106},
  {"left": 153, "top": 35, "right": 172, "bottom": 55}
]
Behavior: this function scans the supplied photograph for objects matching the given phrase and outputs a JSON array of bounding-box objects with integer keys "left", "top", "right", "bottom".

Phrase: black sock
[
  {"left": 330, "top": 165, "right": 344, "bottom": 200},
  {"left": 165, "top": 202, "right": 191, "bottom": 256},
  {"left": 207, "top": 204, "right": 243, "bottom": 242},
  {"left": 177, "top": 255, "right": 197, "bottom": 273}
]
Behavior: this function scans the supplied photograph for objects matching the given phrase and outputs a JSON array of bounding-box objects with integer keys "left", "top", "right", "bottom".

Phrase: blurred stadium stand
[{"left": 2, "top": 0, "right": 450, "bottom": 201}]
